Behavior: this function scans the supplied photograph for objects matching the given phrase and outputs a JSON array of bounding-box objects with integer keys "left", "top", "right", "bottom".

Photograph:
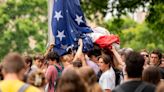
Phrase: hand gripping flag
[{"left": 48, "top": 0, "right": 93, "bottom": 55}]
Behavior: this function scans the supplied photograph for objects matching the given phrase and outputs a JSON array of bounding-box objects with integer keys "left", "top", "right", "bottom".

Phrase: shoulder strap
[
  {"left": 18, "top": 83, "right": 30, "bottom": 92},
  {"left": 0, "top": 83, "right": 1, "bottom": 92},
  {"left": 54, "top": 65, "right": 61, "bottom": 71},
  {"left": 134, "top": 82, "right": 147, "bottom": 92},
  {"left": 113, "top": 68, "right": 122, "bottom": 86}
]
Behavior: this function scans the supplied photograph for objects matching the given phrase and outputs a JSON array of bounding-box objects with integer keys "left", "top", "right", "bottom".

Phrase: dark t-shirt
[{"left": 112, "top": 80, "right": 155, "bottom": 92}]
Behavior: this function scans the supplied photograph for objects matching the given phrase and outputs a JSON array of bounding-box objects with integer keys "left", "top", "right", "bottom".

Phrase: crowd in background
[{"left": 0, "top": 39, "right": 164, "bottom": 92}]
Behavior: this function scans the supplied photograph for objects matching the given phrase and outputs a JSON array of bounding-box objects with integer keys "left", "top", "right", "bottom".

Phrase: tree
[
  {"left": 0, "top": 0, "right": 48, "bottom": 59},
  {"left": 146, "top": 3, "right": 164, "bottom": 32},
  {"left": 121, "top": 22, "right": 164, "bottom": 51},
  {"left": 81, "top": 0, "right": 164, "bottom": 32},
  {"left": 80, "top": 0, "right": 108, "bottom": 20},
  {"left": 104, "top": 18, "right": 164, "bottom": 51},
  {"left": 81, "top": 0, "right": 163, "bottom": 52}
]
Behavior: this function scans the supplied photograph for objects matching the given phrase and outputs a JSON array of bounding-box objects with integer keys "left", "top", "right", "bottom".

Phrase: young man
[
  {"left": 86, "top": 44, "right": 101, "bottom": 75},
  {"left": 112, "top": 51, "right": 155, "bottom": 92},
  {"left": 45, "top": 51, "right": 63, "bottom": 92},
  {"left": 30, "top": 54, "right": 44, "bottom": 74},
  {"left": 0, "top": 52, "right": 40, "bottom": 92},
  {"left": 150, "top": 50, "right": 164, "bottom": 79},
  {"left": 150, "top": 50, "right": 162, "bottom": 66}
]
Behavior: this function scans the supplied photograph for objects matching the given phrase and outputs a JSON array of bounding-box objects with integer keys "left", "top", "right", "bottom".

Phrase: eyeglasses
[{"left": 141, "top": 54, "right": 149, "bottom": 57}]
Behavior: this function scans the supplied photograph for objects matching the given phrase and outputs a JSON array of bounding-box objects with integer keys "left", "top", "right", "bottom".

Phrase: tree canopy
[{"left": 0, "top": 0, "right": 48, "bottom": 59}]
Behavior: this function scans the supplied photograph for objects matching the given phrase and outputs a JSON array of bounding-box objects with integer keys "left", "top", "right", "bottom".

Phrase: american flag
[{"left": 49, "top": 0, "right": 93, "bottom": 55}]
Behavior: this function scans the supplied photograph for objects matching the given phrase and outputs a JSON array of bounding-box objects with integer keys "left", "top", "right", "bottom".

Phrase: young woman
[{"left": 98, "top": 53, "right": 116, "bottom": 92}]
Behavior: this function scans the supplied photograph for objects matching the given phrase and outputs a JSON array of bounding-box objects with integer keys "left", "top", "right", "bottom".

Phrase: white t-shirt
[{"left": 99, "top": 67, "right": 116, "bottom": 91}]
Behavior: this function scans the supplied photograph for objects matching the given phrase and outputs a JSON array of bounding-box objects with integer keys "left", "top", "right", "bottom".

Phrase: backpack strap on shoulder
[
  {"left": 134, "top": 82, "right": 147, "bottom": 92},
  {"left": 54, "top": 65, "right": 60, "bottom": 72},
  {"left": 18, "top": 83, "right": 30, "bottom": 92},
  {"left": 0, "top": 83, "right": 1, "bottom": 92}
]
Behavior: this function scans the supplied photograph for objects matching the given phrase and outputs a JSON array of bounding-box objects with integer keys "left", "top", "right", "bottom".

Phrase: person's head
[
  {"left": 24, "top": 55, "right": 33, "bottom": 69},
  {"left": 46, "top": 51, "right": 60, "bottom": 65},
  {"left": 98, "top": 53, "right": 113, "bottom": 72},
  {"left": 150, "top": 49, "right": 162, "bottom": 66},
  {"left": 2, "top": 52, "right": 26, "bottom": 80},
  {"left": 140, "top": 49, "right": 149, "bottom": 65},
  {"left": 78, "top": 66, "right": 102, "bottom": 92},
  {"left": 142, "top": 66, "right": 161, "bottom": 85},
  {"left": 78, "top": 66, "right": 97, "bottom": 85},
  {"left": 118, "top": 48, "right": 133, "bottom": 62},
  {"left": 162, "top": 54, "right": 164, "bottom": 62},
  {"left": 87, "top": 44, "right": 101, "bottom": 64},
  {"left": 57, "top": 68, "right": 87, "bottom": 92},
  {"left": 72, "top": 61, "right": 82, "bottom": 68},
  {"left": 27, "top": 70, "right": 46, "bottom": 87},
  {"left": 156, "top": 82, "right": 164, "bottom": 92},
  {"left": 125, "top": 51, "right": 144, "bottom": 78},
  {"left": 33, "top": 54, "right": 44, "bottom": 68},
  {"left": 160, "top": 54, "right": 164, "bottom": 68}
]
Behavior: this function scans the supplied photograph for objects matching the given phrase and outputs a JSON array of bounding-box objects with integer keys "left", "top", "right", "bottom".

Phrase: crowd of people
[{"left": 0, "top": 39, "right": 164, "bottom": 92}]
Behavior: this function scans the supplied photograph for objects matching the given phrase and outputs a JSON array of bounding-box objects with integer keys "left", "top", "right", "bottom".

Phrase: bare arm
[
  {"left": 73, "top": 39, "right": 87, "bottom": 66},
  {"left": 111, "top": 46, "right": 124, "bottom": 70},
  {"left": 44, "top": 44, "right": 54, "bottom": 56}
]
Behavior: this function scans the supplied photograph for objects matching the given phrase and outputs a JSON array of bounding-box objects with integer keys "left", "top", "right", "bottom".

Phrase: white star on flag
[
  {"left": 61, "top": 44, "right": 67, "bottom": 49},
  {"left": 66, "top": 10, "right": 68, "bottom": 13},
  {"left": 71, "top": 30, "right": 74, "bottom": 32},
  {"left": 56, "top": 30, "right": 66, "bottom": 41},
  {"left": 54, "top": 11, "right": 63, "bottom": 21},
  {"left": 74, "top": 38, "right": 77, "bottom": 41},
  {"left": 75, "top": 15, "right": 83, "bottom": 25}
]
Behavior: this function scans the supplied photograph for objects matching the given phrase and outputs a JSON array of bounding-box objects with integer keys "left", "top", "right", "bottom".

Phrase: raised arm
[
  {"left": 44, "top": 44, "right": 54, "bottom": 57},
  {"left": 111, "top": 46, "right": 124, "bottom": 70},
  {"left": 73, "top": 39, "right": 87, "bottom": 66}
]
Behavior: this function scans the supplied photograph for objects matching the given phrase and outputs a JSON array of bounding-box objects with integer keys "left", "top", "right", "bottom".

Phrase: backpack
[{"left": 113, "top": 68, "right": 123, "bottom": 86}]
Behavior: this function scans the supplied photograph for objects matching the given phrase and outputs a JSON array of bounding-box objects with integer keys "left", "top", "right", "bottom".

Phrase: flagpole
[
  {"left": 48, "top": 0, "right": 55, "bottom": 46},
  {"left": 45, "top": 0, "right": 55, "bottom": 56}
]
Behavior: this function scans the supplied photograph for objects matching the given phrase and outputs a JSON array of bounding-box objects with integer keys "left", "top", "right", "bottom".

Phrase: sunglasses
[{"left": 141, "top": 54, "right": 149, "bottom": 57}]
